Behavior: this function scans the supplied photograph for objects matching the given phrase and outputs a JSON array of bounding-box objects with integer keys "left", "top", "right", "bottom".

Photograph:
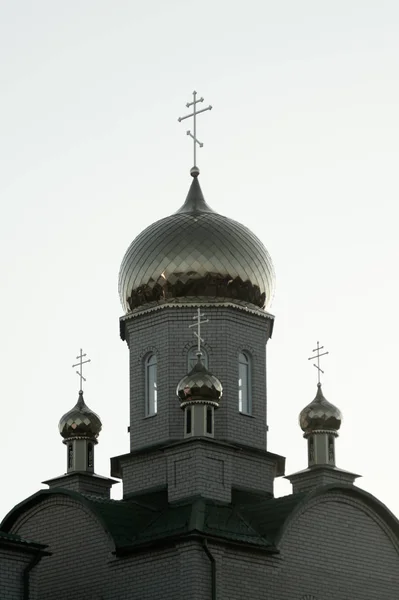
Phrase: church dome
[
  {"left": 299, "top": 384, "right": 342, "bottom": 435},
  {"left": 59, "top": 391, "right": 102, "bottom": 440},
  {"left": 176, "top": 355, "right": 223, "bottom": 407},
  {"left": 119, "top": 174, "right": 275, "bottom": 313}
]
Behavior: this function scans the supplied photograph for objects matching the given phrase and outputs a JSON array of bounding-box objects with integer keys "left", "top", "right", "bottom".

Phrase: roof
[
  {"left": 129, "top": 495, "right": 274, "bottom": 552},
  {"left": 0, "top": 529, "right": 48, "bottom": 553},
  {"left": 3, "top": 484, "right": 399, "bottom": 555},
  {"left": 234, "top": 490, "right": 306, "bottom": 542},
  {"left": 0, "top": 487, "right": 300, "bottom": 554}
]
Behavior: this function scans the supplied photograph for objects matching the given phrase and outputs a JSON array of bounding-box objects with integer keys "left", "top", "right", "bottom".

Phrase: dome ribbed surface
[
  {"left": 299, "top": 384, "right": 342, "bottom": 434},
  {"left": 119, "top": 177, "right": 275, "bottom": 313},
  {"left": 59, "top": 391, "right": 102, "bottom": 439}
]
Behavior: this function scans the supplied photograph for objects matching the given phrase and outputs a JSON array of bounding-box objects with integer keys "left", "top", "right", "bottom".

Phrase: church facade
[{"left": 1, "top": 167, "right": 399, "bottom": 600}]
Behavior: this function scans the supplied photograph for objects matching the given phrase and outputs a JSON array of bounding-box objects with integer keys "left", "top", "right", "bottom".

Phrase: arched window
[
  {"left": 188, "top": 347, "right": 208, "bottom": 370},
  {"left": 238, "top": 352, "right": 251, "bottom": 414},
  {"left": 145, "top": 353, "right": 158, "bottom": 416}
]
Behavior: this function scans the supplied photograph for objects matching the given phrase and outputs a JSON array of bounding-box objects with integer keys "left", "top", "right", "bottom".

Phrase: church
[{"left": 1, "top": 95, "right": 399, "bottom": 600}]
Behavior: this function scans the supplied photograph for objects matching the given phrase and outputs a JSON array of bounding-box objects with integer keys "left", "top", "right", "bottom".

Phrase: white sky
[{"left": 1, "top": 1, "right": 398, "bottom": 520}]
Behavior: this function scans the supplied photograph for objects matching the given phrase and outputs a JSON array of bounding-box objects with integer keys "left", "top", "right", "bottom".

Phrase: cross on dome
[
  {"left": 72, "top": 348, "right": 91, "bottom": 392},
  {"left": 178, "top": 90, "right": 212, "bottom": 176},
  {"left": 189, "top": 308, "right": 209, "bottom": 356},
  {"left": 308, "top": 341, "right": 329, "bottom": 385}
]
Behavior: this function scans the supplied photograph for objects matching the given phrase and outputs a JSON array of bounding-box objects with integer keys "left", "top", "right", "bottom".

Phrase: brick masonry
[
  {"left": 117, "top": 437, "right": 278, "bottom": 502},
  {"left": 123, "top": 304, "right": 272, "bottom": 456},
  {"left": 4, "top": 488, "right": 399, "bottom": 599},
  {"left": 0, "top": 549, "right": 32, "bottom": 600}
]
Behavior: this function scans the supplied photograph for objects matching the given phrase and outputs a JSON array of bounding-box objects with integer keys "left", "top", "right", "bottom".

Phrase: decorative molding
[
  {"left": 182, "top": 341, "right": 213, "bottom": 355},
  {"left": 137, "top": 345, "right": 159, "bottom": 364},
  {"left": 236, "top": 344, "right": 256, "bottom": 358},
  {"left": 121, "top": 299, "right": 274, "bottom": 321}
]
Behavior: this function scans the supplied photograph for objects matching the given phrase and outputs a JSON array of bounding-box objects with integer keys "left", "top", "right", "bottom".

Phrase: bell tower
[{"left": 111, "top": 92, "right": 285, "bottom": 502}]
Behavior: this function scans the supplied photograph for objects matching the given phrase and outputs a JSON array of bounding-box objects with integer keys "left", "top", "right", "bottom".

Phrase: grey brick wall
[
  {"left": 288, "top": 465, "right": 358, "bottom": 494},
  {"left": 121, "top": 452, "right": 168, "bottom": 496},
  {"left": 0, "top": 549, "right": 31, "bottom": 600},
  {"left": 7, "top": 495, "right": 213, "bottom": 600},
  {"left": 5, "top": 487, "right": 399, "bottom": 599},
  {"left": 123, "top": 304, "right": 272, "bottom": 454},
  {"left": 215, "top": 489, "right": 399, "bottom": 600},
  {"left": 165, "top": 441, "right": 232, "bottom": 503},
  {"left": 11, "top": 496, "right": 113, "bottom": 600},
  {"left": 45, "top": 472, "right": 114, "bottom": 498},
  {"left": 118, "top": 438, "right": 277, "bottom": 501},
  {"left": 108, "top": 542, "right": 209, "bottom": 600},
  {"left": 274, "top": 490, "right": 399, "bottom": 600}
]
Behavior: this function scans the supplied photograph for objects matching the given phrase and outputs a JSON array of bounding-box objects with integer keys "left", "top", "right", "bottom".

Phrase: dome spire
[
  {"left": 176, "top": 175, "right": 214, "bottom": 215},
  {"left": 178, "top": 90, "right": 212, "bottom": 176}
]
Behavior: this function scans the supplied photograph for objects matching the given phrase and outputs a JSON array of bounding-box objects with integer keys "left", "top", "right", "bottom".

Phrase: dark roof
[
  {"left": 0, "top": 487, "right": 299, "bottom": 554},
  {"left": 234, "top": 490, "right": 307, "bottom": 542},
  {"left": 0, "top": 529, "right": 48, "bottom": 553},
  {"left": 5, "top": 483, "right": 397, "bottom": 556},
  {"left": 131, "top": 495, "right": 273, "bottom": 551}
]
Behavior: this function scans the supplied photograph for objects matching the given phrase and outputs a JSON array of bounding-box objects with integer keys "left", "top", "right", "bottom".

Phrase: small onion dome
[
  {"left": 299, "top": 383, "right": 342, "bottom": 436},
  {"left": 59, "top": 391, "right": 102, "bottom": 440},
  {"left": 176, "top": 356, "right": 223, "bottom": 408}
]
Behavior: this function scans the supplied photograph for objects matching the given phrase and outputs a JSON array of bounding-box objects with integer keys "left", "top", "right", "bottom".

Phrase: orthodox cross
[
  {"left": 72, "top": 348, "right": 91, "bottom": 391},
  {"left": 308, "top": 341, "right": 329, "bottom": 385},
  {"left": 178, "top": 91, "right": 212, "bottom": 172},
  {"left": 189, "top": 308, "right": 209, "bottom": 355}
]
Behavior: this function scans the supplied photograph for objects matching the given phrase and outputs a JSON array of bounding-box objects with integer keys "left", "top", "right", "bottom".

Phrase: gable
[{"left": 276, "top": 487, "right": 399, "bottom": 599}]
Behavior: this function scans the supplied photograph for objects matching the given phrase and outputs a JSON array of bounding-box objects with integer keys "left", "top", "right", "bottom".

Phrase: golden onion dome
[
  {"left": 176, "top": 355, "right": 223, "bottom": 408},
  {"left": 59, "top": 391, "right": 102, "bottom": 440},
  {"left": 299, "top": 384, "right": 342, "bottom": 435},
  {"left": 119, "top": 174, "right": 275, "bottom": 313}
]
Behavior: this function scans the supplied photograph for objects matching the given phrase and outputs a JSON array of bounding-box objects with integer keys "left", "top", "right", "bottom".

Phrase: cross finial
[
  {"left": 189, "top": 308, "right": 209, "bottom": 356},
  {"left": 72, "top": 348, "right": 91, "bottom": 392},
  {"left": 178, "top": 91, "right": 212, "bottom": 177},
  {"left": 308, "top": 341, "right": 329, "bottom": 385}
]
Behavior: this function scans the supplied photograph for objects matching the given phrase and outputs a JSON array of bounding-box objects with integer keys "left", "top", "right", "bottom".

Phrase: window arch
[
  {"left": 145, "top": 353, "right": 158, "bottom": 416},
  {"left": 188, "top": 347, "right": 208, "bottom": 371},
  {"left": 238, "top": 351, "right": 252, "bottom": 414}
]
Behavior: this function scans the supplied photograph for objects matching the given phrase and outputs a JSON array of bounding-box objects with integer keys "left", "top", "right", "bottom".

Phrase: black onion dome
[
  {"left": 119, "top": 175, "right": 275, "bottom": 313},
  {"left": 176, "top": 357, "right": 223, "bottom": 407},
  {"left": 59, "top": 391, "right": 102, "bottom": 440},
  {"left": 299, "top": 384, "right": 342, "bottom": 435}
]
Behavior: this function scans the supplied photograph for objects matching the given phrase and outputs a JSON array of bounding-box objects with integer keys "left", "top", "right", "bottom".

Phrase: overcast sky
[{"left": 1, "top": 1, "right": 398, "bottom": 519}]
